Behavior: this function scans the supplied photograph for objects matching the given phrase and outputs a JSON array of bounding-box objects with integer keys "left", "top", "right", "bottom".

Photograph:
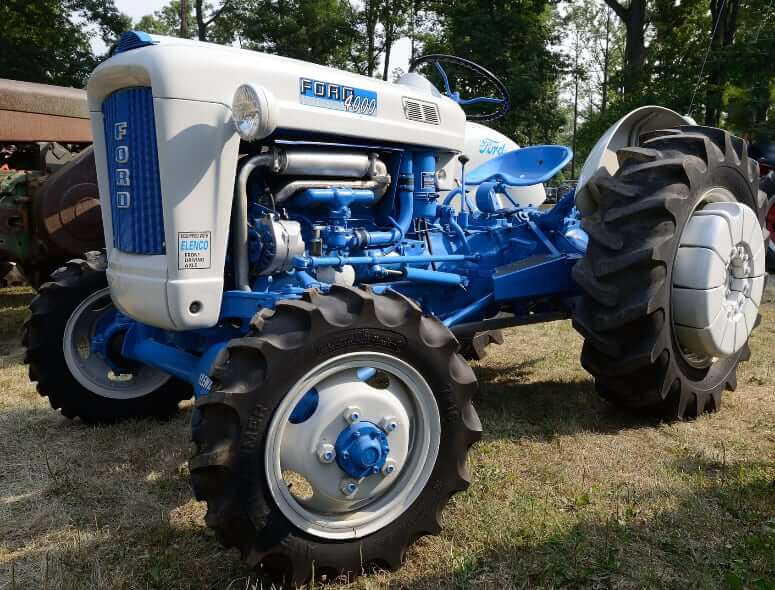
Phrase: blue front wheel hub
[{"left": 334, "top": 421, "right": 390, "bottom": 478}]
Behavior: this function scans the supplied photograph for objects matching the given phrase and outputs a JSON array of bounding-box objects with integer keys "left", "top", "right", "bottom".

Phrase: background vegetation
[{"left": 1, "top": 0, "right": 773, "bottom": 171}]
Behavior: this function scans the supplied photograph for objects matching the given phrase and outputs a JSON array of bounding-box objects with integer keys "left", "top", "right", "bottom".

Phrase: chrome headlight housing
[{"left": 231, "top": 84, "right": 276, "bottom": 141}]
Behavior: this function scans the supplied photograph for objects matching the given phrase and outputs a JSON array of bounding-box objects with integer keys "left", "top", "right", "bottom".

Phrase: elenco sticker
[{"left": 178, "top": 231, "right": 211, "bottom": 270}]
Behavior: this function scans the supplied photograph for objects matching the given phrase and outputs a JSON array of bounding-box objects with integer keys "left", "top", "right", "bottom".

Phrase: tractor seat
[{"left": 465, "top": 145, "right": 572, "bottom": 187}]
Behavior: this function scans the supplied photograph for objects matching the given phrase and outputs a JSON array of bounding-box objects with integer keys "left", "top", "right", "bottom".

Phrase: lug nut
[
  {"left": 341, "top": 479, "right": 359, "bottom": 496},
  {"left": 381, "top": 459, "right": 398, "bottom": 477},
  {"left": 380, "top": 416, "right": 398, "bottom": 433},
  {"left": 317, "top": 442, "right": 336, "bottom": 464},
  {"left": 343, "top": 406, "right": 361, "bottom": 424}
]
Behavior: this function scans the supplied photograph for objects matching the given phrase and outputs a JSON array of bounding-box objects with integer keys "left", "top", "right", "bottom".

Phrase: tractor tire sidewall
[
  {"left": 24, "top": 254, "right": 190, "bottom": 422},
  {"left": 191, "top": 287, "right": 480, "bottom": 584}
]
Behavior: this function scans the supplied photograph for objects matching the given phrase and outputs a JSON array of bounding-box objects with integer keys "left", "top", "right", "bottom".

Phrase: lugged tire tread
[
  {"left": 23, "top": 251, "right": 191, "bottom": 423},
  {"left": 190, "top": 285, "right": 481, "bottom": 585},
  {"left": 573, "top": 126, "right": 764, "bottom": 419}
]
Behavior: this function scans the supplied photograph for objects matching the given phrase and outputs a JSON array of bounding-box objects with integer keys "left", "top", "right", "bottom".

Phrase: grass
[{"left": 0, "top": 285, "right": 773, "bottom": 590}]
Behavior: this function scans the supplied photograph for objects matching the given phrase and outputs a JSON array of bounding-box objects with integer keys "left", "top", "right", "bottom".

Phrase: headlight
[{"left": 232, "top": 84, "right": 276, "bottom": 141}]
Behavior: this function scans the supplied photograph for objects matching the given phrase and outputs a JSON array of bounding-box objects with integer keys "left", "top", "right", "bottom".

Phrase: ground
[{"left": 0, "top": 285, "right": 773, "bottom": 590}]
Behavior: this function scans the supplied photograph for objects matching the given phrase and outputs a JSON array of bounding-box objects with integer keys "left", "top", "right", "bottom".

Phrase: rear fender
[{"left": 575, "top": 106, "right": 693, "bottom": 215}]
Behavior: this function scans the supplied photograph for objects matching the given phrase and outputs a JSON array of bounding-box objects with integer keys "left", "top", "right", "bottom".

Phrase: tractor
[
  {"left": 0, "top": 78, "right": 104, "bottom": 287},
  {"left": 23, "top": 31, "right": 767, "bottom": 585}
]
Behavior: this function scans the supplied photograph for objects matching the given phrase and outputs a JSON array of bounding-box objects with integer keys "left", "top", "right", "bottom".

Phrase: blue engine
[{"left": 113, "top": 138, "right": 584, "bottom": 397}]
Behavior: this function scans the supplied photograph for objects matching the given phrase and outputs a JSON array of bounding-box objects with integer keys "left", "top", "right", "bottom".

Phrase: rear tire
[
  {"left": 573, "top": 126, "right": 766, "bottom": 419},
  {"left": 761, "top": 171, "right": 775, "bottom": 272},
  {"left": 23, "top": 251, "right": 191, "bottom": 423},
  {"left": 190, "top": 285, "right": 481, "bottom": 586}
]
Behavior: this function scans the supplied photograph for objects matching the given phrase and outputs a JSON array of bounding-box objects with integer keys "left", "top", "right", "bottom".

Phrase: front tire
[
  {"left": 573, "top": 126, "right": 766, "bottom": 419},
  {"left": 23, "top": 252, "right": 191, "bottom": 423},
  {"left": 190, "top": 286, "right": 481, "bottom": 585}
]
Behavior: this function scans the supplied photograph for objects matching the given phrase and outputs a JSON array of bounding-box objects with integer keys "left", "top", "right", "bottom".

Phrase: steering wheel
[{"left": 409, "top": 54, "right": 511, "bottom": 122}]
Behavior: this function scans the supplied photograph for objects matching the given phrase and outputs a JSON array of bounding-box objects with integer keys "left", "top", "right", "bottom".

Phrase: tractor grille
[
  {"left": 402, "top": 98, "right": 440, "bottom": 125},
  {"left": 102, "top": 87, "right": 165, "bottom": 254}
]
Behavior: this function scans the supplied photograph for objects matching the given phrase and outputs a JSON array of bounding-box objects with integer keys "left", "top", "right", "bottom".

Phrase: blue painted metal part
[
  {"left": 492, "top": 255, "right": 580, "bottom": 301},
  {"left": 102, "top": 87, "right": 165, "bottom": 254},
  {"left": 295, "top": 253, "right": 476, "bottom": 269},
  {"left": 121, "top": 322, "right": 199, "bottom": 384},
  {"left": 413, "top": 152, "right": 438, "bottom": 219},
  {"left": 403, "top": 266, "right": 464, "bottom": 286},
  {"left": 294, "top": 188, "right": 376, "bottom": 208},
  {"left": 91, "top": 310, "right": 135, "bottom": 373},
  {"left": 290, "top": 389, "right": 319, "bottom": 424},
  {"left": 443, "top": 294, "right": 493, "bottom": 327},
  {"left": 87, "top": 134, "right": 588, "bottom": 402},
  {"left": 465, "top": 145, "right": 573, "bottom": 187},
  {"left": 335, "top": 421, "right": 390, "bottom": 479},
  {"left": 113, "top": 31, "right": 156, "bottom": 54}
]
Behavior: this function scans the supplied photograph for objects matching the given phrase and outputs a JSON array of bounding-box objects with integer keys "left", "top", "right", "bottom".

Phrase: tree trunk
[
  {"left": 601, "top": 6, "right": 611, "bottom": 115},
  {"left": 382, "top": 33, "right": 393, "bottom": 80},
  {"left": 603, "top": 0, "right": 646, "bottom": 97},
  {"left": 571, "top": 30, "right": 580, "bottom": 179},
  {"left": 179, "top": 0, "right": 189, "bottom": 38},
  {"left": 195, "top": 0, "right": 207, "bottom": 40},
  {"left": 704, "top": 0, "right": 740, "bottom": 127},
  {"left": 365, "top": 0, "right": 378, "bottom": 77}
]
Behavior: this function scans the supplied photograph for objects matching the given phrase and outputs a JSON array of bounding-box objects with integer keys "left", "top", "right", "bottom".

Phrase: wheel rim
[
  {"left": 63, "top": 287, "right": 171, "bottom": 399},
  {"left": 672, "top": 188, "right": 765, "bottom": 368},
  {"left": 264, "top": 352, "right": 441, "bottom": 540}
]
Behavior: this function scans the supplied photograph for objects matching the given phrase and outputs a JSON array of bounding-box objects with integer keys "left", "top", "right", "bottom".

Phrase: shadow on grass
[
  {"left": 405, "top": 467, "right": 775, "bottom": 589},
  {"left": 0, "top": 402, "right": 262, "bottom": 590},
  {"left": 472, "top": 360, "right": 660, "bottom": 442}
]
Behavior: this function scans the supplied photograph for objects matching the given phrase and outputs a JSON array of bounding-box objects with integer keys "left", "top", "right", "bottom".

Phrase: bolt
[
  {"left": 317, "top": 442, "right": 335, "bottom": 464},
  {"left": 343, "top": 406, "right": 361, "bottom": 424},
  {"left": 381, "top": 459, "right": 398, "bottom": 477},
  {"left": 380, "top": 416, "right": 399, "bottom": 433},
  {"left": 340, "top": 479, "right": 359, "bottom": 496}
]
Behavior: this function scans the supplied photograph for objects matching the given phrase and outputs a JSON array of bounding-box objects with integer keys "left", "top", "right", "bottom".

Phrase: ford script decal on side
[
  {"left": 299, "top": 77, "right": 378, "bottom": 116},
  {"left": 479, "top": 138, "right": 506, "bottom": 156}
]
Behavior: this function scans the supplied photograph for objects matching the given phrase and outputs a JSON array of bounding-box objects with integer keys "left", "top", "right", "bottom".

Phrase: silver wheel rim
[
  {"left": 264, "top": 352, "right": 441, "bottom": 540},
  {"left": 672, "top": 188, "right": 765, "bottom": 368},
  {"left": 63, "top": 287, "right": 171, "bottom": 399}
]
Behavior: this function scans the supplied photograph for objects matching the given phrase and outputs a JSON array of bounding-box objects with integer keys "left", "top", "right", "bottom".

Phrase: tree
[
  {"left": 0, "top": 0, "right": 97, "bottom": 87},
  {"left": 601, "top": 0, "right": 647, "bottom": 97},
  {"left": 135, "top": 1, "right": 196, "bottom": 38},
  {"left": 238, "top": 0, "right": 359, "bottom": 69},
  {"left": 704, "top": 0, "right": 741, "bottom": 126},
  {"left": 420, "top": 0, "right": 565, "bottom": 145},
  {"left": 194, "top": 0, "right": 234, "bottom": 41},
  {"left": 380, "top": 0, "right": 411, "bottom": 80}
]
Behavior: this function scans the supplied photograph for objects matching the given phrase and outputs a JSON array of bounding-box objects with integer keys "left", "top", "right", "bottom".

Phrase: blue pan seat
[{"left": 465, "top": 145, "right": 573, "bottom": 187}]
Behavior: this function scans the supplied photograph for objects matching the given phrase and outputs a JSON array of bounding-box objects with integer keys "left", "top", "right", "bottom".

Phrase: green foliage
[
  {"left": 568, "top": 0, "right": 775, "bottom": 169},
  {"left": 134, "top": 1, "right": 196, "bottom": 38},
  {"left": 234, "top": 0, "right": 360, "bottom": 69},
  {"left": 0, "top": 0, "right": 97, "bottom": 87},
  {"left": 421, "top": 0, "right": 566, "bottom": 145}
]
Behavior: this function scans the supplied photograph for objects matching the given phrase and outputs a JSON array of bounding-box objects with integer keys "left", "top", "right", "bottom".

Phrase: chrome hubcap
[{"left": 672, "top": 195, "right": 765, "bottom": 367}]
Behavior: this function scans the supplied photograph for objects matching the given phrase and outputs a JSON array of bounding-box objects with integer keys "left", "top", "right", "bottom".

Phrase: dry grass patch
[{"left": 0, "top": 286, "right": 773, "bottom": 589}]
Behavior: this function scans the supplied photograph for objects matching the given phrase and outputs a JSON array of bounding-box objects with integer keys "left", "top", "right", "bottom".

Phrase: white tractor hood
[{"left": 87, "top": 34, "right": 467, "bottom": 153}]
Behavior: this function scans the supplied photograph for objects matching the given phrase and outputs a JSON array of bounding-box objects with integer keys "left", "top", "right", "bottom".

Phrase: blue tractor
[{"left": 23, "top": 33, "right": 767, "bottom": 585}]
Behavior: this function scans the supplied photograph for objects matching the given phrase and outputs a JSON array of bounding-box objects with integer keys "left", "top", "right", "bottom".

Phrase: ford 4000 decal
[{"left": 299, "top": 77, "right": 377, "bottom": 116}]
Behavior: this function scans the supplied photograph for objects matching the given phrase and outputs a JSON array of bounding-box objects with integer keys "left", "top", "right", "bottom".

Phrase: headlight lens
[{"left": 232, "top": 84, "right": 274, "bottom": 141}]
